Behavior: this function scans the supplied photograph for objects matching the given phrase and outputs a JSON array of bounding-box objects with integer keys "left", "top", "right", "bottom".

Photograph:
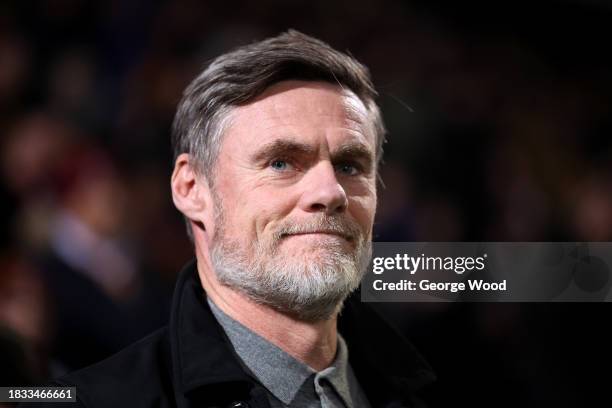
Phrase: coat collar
[
  {"left": 339, "top": 290, "right": 437, "bottom": 406},
  {"left": 169, "top": 260, "right": 253, "bottom": 393},
  {"left": 169, "top": 260, "right": 436, "bottom": 406}
]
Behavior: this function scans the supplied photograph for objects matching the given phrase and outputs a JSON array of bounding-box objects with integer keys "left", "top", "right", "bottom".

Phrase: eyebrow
[
  {"left": 250, "top": 138, "right": 374, "bottom": 171},
  {"left": 250, "top": 140, "right": 317, "bottom": 163},
  {"left": 332, "top": 143, "right": 374, "bottom": 172}
]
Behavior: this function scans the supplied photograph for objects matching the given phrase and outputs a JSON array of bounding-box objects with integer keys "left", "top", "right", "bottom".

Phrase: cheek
[
  {"left": 349, "top": 193, "right": 377, "bottom": 233},
  {"left": 217, "top": 184, "right": 297, "bottom": 239},
  {"left": 252, "top": 194, "right": 298, "bottom": 233},
  {"left": 350, "top": 181, "right": 377, "bottom": 215}
]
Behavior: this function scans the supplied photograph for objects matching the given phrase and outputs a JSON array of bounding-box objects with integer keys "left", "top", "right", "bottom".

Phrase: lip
[{"left": 282, "top": 231, "right": 352, "bottom": 241}]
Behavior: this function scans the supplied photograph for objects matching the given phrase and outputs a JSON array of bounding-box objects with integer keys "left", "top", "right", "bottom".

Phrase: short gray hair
[
  {"left": 171, "top": 30, "right": 386, "bottom": 239},
  {"left": 171, "top": 29, "right": 385, "bottom": 174}
]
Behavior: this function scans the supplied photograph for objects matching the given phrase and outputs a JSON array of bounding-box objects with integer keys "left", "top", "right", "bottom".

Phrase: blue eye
[
  {"left": 270, "top": 160, "right": 288, "bottom": 171},
  {"left": 335, "top": 163, "right": 359, "bottom": 176}
]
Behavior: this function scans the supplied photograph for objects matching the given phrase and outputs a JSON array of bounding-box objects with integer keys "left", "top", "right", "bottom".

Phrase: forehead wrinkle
[
  {"left": 340, "top": 89, "right": 369, "bottom": 121},
  {"left": 342, "top": 101, "right": 366, "bottom": 125},
  {"left": 227, "top": 83, "right": 374, "bottom": 158},
  {"left": 336, "top": 100, "right": 374, "bottom": 152},
  {"left": 251, "top": 85, "right": 367, "bottom": 126}
]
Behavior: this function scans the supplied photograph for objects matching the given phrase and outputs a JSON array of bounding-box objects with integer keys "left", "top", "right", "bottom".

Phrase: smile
[{"left": 282, "top": 231, "right": 353, "bottom": 242}]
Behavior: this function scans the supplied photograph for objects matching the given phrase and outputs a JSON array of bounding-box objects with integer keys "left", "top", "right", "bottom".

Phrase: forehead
[{"left": 220, "top": 80, "right": 374, "bottom": 152}]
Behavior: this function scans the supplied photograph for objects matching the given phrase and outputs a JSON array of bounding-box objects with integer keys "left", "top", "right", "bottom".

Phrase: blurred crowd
[{"left": 1, "top": 0, "right": 612, "bottom": 406}]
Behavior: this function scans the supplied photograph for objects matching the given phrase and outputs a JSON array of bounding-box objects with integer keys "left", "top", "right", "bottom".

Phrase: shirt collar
[{"left": 315, "top": 335, "right": 354, "bottom": 406}]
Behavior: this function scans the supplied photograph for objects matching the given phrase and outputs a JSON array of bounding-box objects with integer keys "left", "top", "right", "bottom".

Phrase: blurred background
[{"left": 1, "top": 0, "right": 611, "bottom": 407}]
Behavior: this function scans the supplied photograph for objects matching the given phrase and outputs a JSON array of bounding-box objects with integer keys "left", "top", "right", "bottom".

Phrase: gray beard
[{"left": 210, "top": 210, "right": 371, "bottom": 321}]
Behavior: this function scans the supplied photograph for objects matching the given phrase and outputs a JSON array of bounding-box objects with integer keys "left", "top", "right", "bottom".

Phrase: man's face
[{"left": 208, "top": 80, "right": 377, "bottom": 320}]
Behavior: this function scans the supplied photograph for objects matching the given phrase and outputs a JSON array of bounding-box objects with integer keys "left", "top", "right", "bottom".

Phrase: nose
[{"left": 298, "top": 161, "right": 348, "bottom": 215}]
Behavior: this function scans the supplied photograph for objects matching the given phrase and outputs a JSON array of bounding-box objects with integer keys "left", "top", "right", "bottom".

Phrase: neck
[{"left": 195, "top": 251, "right": 338, "bottom": 371}]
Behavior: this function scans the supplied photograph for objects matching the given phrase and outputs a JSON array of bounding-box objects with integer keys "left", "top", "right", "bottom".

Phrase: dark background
[{"left": 1, "top": 0, "right": 612, "bottom": 406}]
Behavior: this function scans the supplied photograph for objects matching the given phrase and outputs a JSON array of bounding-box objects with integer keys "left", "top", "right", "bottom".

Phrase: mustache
[{"left": 272, "top": 215, "right": 363, "bottom": 242}]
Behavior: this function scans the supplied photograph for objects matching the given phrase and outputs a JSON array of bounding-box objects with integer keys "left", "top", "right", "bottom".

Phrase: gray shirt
[{"left": 208, "top": 299, "right": 371, "bottom": 408}]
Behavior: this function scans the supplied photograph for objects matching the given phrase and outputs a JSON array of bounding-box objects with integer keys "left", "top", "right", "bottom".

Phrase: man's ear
[{"left": 171, "top": 153, "right": 214, "bottom": 234}]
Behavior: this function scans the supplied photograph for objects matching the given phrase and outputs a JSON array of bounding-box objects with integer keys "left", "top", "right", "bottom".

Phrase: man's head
[{"left": 171, "top": 31, "right": 384, "bottom": 321}]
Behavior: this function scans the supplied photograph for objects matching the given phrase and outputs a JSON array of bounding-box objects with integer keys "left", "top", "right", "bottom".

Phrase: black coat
[{"left": 22, "top": 261, "right": 435, "bottom": 408}]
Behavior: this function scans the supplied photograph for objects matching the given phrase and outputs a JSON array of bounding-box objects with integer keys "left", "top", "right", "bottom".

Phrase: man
[{"left": 23, "top": 30, "right": 434, "bottom": 408}]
